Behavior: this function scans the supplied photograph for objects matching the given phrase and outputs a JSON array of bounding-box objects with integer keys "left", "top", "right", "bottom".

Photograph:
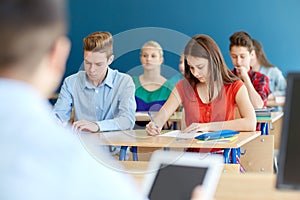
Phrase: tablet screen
[{"left": 148, "top": 164, "right": 208, "bottom": 200}]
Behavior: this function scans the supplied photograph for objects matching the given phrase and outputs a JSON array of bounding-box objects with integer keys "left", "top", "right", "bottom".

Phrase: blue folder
[{"left": 195, "top": 130, "right": 240, "bottom": 141}]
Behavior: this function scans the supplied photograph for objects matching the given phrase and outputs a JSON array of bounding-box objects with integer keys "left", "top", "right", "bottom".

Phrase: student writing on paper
[
  {"left": 53, "top": 32, "right": 136, "bottom": 158},
  {"left": 53, "top": 32, "right": 136, "bottom": 132},
  {"left": 146, "top": 34, "right": 256, "bottom": 136}
]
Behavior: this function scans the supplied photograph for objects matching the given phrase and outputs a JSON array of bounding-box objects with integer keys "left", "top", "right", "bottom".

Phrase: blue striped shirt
[{"left": 53, "top": 68, "right": 136, "bottom": 131}]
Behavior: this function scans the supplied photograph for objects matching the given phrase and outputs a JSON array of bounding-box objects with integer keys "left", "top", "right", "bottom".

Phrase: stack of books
[{"left": 255, "top": 108, "right": 272, "bottom": 120}]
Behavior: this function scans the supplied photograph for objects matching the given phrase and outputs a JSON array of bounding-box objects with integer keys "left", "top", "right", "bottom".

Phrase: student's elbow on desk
[
  {"left": 235, "top": 121, "right": 256, "bottom": 132},
  {"left": 236, "top": 115, "right": 256, "bottom": 131},
  {"left": 248, "top": 121, "right": 257, "bottom": 131},
  {"left": 119, "top": 115, "right": 136, "bottom": 130},
  {"left": 252, "top": 99, "right": 265, "bottom": 109},
  {"left": 244, "top": 116, "right": 257, "bottom": 131}
]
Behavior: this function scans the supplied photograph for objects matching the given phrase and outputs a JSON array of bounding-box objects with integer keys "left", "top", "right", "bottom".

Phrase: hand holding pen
[{"left": 146, "top": 111, "right": 161, "bottom": 136}]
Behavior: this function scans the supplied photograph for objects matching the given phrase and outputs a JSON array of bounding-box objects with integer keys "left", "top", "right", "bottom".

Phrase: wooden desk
[
  {"left": 256, "top": 112, "right": 284, "bottom": 123},
  {"left": 135, "top": 111, "right": 182, "bottom": 129},
  {"left": 216, "top": 173, "right": 300, "bottom": 200},
  {"left": 267, "top": 96, "right": 285, "bottom": 107},
  {"left": 118, "top": 161, "right": 300, "bottom": 199},
  {"left": 135, "top": 111, "right": 182, "bottom": 122},
  {"left": 136, "top": 111, "right": 283, "bottom": 123},
  {"left": 120, "top": 161, "right": 240, "bottom": 174},
  {"left": 135, "top": 111, "right": 283, "bottom": 135},
  {"left": 257, "top": 112, "right": 284, "bottom": 135},
  {"left": 85, "top": 130, "right": 260, "bottom": 149},
  {"left": 80, "top": 130, "right": 261, "bottom": 164},
  {"left": 256, "top": 111, "right": 284, "bottom": 149}
]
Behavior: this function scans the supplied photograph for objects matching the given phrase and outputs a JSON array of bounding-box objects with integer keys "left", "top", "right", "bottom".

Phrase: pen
[
  {"left": 148, "top": 111, "right": 159, "bottom": 128},
  {"left": 55, "top": 113, "right": 63, "bottom": 124}
]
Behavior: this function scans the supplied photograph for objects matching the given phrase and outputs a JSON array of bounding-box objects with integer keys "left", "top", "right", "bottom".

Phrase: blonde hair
[
  {"left": 83, "top": 31, "right": 113, "bottom": 58},
  {"left": 141, "top": 41, "right": 163, "bottom": 57}
]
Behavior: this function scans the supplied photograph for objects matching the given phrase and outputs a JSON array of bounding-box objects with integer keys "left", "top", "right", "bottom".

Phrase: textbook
[
  {"left": 160, "top": 130, "right": 239, "bottom": 141},
  {"left": 256, "top": 115, "right": 272, "bottom": 120},
  {"left": 196, "top": 135, "right": 238, "bottom": 144},
  {"left": 194, "top": 130, "right": 240, "bottom": 141},
  {"left": 255, "top": 108, "right": 272, "bottom": 117}
]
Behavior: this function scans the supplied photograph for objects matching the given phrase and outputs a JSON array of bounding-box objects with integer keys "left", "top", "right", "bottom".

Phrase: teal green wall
[{"left": 65, "top": 0, "right": 300, "bottom": 81}]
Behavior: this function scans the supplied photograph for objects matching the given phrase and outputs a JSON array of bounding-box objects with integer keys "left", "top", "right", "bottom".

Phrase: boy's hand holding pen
[{"left": 146, "top": 111, "right": 161, "bottom": 136}]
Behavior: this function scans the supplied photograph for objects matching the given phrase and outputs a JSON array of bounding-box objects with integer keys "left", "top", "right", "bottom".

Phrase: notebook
[
  {"left": 142, "top": 150, "right": 223, "bottom": 200},
  {"left": 195, "top": 130, "right": 240, "bottom": 141}
]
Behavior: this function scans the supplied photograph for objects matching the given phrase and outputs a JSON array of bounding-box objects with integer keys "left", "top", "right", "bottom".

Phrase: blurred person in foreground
[{"left": 0, "top": 0, "right": 140, "bottom": 199}]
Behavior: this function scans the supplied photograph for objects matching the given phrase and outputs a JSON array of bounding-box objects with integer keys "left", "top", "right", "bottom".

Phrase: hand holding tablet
[{"left": 142, "top": 150, "right": 223, "bottom": 200}]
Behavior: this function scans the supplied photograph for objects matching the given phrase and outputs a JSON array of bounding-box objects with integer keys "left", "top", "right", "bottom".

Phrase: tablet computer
[{"left": 142, "top": 150, "right": 223, "bottom": 200}]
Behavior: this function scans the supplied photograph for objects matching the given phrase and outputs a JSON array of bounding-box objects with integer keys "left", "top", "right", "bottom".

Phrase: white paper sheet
[
  {"left": 135, "top": 112, "right": 149, "bottom": 117},
  {"left": 159, "top": 130, "right": 207, "bottom": 139}
]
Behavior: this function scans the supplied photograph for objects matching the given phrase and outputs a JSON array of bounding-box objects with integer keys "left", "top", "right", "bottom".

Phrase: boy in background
[{"left": 229, "top": 31, "right": 270, "bottom": 109}]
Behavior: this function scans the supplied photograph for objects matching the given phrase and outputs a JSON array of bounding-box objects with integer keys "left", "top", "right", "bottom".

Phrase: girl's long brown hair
[
  {"left": 184, "top": 34, "right": 239, "bottom": 102},
  {"left": 253, "top": 39, "right": 274, "bottom": 68}
]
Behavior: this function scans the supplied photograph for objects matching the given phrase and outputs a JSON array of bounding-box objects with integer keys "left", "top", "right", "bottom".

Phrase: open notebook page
[
  {"left": 159, "top": 130, "right": 207, "bottom": 139},
  {"left": 135, "top": 112, "right": 150, "bottom": 117}
]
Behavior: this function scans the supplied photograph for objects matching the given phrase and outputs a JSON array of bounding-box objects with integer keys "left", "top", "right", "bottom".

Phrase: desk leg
[
  {"left": 231, "top": 148, "right": 239, "bottom": 164},
  {"left": 232, "top": 148, "right": 242, "bottom": 164},
  {"left": 131, "top": 146, "right": 138, "bottom": 161},
  {"left": 232, "top": 149, "right": 237, "bottom": 164},
  {"left": 223, "top": 148, "right": 241, "bottom": 164},
  {"left": 119, "top": 146, "right": 128, "bottom": 161},
  {"left": 260, "top": 123, "right": 269, "bottom": 135},
  {"left": 223, "top": 148, "right": 231, "bottom": 163},
  {"left": 173, "top": 122, "right": 177, "bottom": 130},
  {"left": 234, "top": 148, "right": 246, "bottom": 173}
]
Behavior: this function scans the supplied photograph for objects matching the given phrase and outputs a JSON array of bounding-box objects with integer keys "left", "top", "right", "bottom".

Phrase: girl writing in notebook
[{"left": 146, "top": 34, "right": 256, "bottom": 135}]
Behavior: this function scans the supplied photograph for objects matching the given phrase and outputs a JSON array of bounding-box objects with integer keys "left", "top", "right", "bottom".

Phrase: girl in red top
[{"left": 146, "top": 34, "right": 256, "bottom": 135}]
